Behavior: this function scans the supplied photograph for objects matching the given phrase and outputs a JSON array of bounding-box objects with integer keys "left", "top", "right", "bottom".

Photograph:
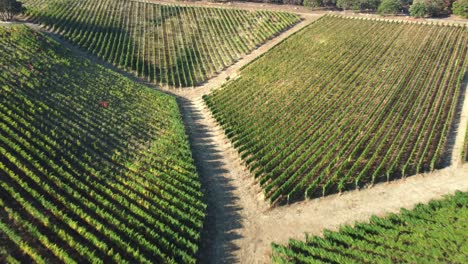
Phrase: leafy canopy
[
  {"left": 0, "top": 0, "right": 23, "bottom": 21},
  {"left": 378, "top": 0, "right": 402, "bottom": 14}
]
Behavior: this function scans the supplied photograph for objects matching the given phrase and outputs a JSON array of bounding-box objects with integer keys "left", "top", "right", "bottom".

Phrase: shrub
[
  {"left": 410, "top": 1, "right": 428, "bottom": 16},
  {"left": 425, "top": 0, "right": 449, "bottom": 16},
  {"left": 304, "top": 0, "right": 323, "bottom": 7},
  {"left": 337, "top": 0, "right": 381, "bottom": 10},
  {"left": 378, "top": 0, "right": 402, "bottom": 14},
  {"left": 0, "top": 0, "right": 24, "bottom": 21},
  {"left": 410, "top": 0, "right": 450, "bottom": 17},
  {"left": 323, "top": 0, "right": 337, "bottom": 6},
  {"left": 360, "top": 0, "right": 381, "bottom": 10},
  {"left": 336, "top": 0, "right": 359, "bottom": 10},
  {"left": 452, "top": 0, "right": 468, "bottom": 17},
  {"left": 284, "top": 0, "right": 305, "bottom": 4}
]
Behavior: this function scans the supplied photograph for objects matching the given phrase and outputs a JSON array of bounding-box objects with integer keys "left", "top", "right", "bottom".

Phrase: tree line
[{"left": 199, "top": 0, "right": 467, "bottom": 18}]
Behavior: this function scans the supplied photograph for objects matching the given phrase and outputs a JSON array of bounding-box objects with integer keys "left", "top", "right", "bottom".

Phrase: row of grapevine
[
  {"left": 272, "top": 191, "right": 468, "bottom": 263},
  {"left": 204, "top": 16, "right": 468, "bottom": 205},
  {"left": 0, "top": 26, "right": 205, "bottom": 263},
  {"left": 21, "top": 0, "right": 301, "bottom": 88}
]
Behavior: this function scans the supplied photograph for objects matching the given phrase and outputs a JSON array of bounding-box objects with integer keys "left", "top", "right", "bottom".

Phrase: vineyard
[
  {"left": 271, "top": 191, "right": 468, "bottom": 263},
  {"left": 0, "top": 26, "right": 205, "bottom": 263},
  {"left": 204, "top": 16, "right": 468, "bottom": 205},
  {"left": 2, "top": 1, "right": 468, "bottom": 262},
  {"left": 20, "top": 0, "right": 300, "bottom": 88}
]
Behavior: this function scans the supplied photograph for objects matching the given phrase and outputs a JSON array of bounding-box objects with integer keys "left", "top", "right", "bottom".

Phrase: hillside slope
[
  {"left": 21, "top": 0, "right": 300, "bottom": 87},
  {"left": 204, "top": 16, "right": 468, "bottom": 204},
  {"left": 0, "top": 25, "right": 205, "bottom": 263},
  {"left": 272, "top": 191, "right": 468, "bottom": 263}
]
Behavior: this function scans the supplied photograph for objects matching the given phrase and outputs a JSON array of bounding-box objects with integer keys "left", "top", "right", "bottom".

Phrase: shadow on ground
[
  {"left": 178, "top": 97, "right": 243, "bottom": 264},
  {"left": 442, "top": 71, "right": 468, "bottom": 167}
]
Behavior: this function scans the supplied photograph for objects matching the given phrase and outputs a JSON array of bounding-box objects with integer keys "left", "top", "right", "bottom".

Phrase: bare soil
[{"left": 16, "top": 7, "right": 468, "bottom": 264}]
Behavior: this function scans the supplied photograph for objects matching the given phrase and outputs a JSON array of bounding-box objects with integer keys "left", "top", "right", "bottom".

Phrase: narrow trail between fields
[{"left": 19, "top": 9, "right": 468, "bottom": 264}]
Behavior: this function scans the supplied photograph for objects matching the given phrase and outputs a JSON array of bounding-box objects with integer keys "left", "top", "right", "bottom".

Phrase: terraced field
[
  {"left": 21, "top": 0, "right": 300, "bottom": 87},
  {"left": 272, "top": 191, "right": 468, "bottom": 263},
  {"left": 0, "top": 26, "right": 205, "bottom": 263},
  {"left": 204, "top": 16, "right": 468, "bottom": 205}
]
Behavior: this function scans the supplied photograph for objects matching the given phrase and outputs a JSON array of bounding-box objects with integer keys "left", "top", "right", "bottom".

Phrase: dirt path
[{"left": 18, "top": 10, "right": 468, "bottom": 264}]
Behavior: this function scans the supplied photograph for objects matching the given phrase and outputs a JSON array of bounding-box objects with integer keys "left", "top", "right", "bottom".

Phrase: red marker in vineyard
[
  {"left": 27, "top": 63, "right": 34, "bottom": 71},
  {"left": 100, "top": 101, "right": 108, "bottom": 108}
]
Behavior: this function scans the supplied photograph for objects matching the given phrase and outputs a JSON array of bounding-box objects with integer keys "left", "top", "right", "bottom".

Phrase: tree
[
  {"left": 336, "top": 0, "right": 359, "bottom": 10},
  {"left": 378, "top": 0, "right": 402, "bottom": 14},
  {"left": 0, "top": 0, "right": 23, "bottom": 21},
  {"left": 425, "top": 0, "right": 449, "bottom": 16},
  {"left": 336, "top": 0, "right": 357, "bottom": 10},
  {"left": 409, "top": 1, "right": 428, "bottom": 16},
  {"left": 452, "top": 0, "right": 468, "bottom": 18},
  {"left": 304, "top": 0, "right": 323, "bottom": 7},
  {"left": 323, "top": 0, "right": 337, "bottom": 6},
  {"left": 360, "top": 0, "right": 381, "bottom": 10},
  {"left": 284, "top": 0, "right": 305, "bottom": 4},
  {"left": 337, "top": 0, "right": 381, "bottom": 10},
  {"left": 409, "top": 0, "right": 451, "bottom": 17}
]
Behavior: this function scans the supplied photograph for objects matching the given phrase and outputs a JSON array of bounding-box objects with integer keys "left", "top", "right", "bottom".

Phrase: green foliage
[
  {"left": 378, "top": 0, "right": 402, "bottom": 14},
  {"left": 272, "top": 191, "right": 468, "bottom": 263},
  {"left": 337, "top": 0, "right": 381, "bottom": 10},
  {"left": 410, "top": 1, "right": 428, "bottom": 16},
  {"left": 21, "top": 0, "right": 300, "bottom": 88},
  {"left": 303, "top": 0, "right": 324, "bottom": 7},
  {"left": 425, "top": 0, "right": 450, "bottom": 16},
  {"left": 0, "top": 0, "right": 23, "bottom": 21},
  {"left": 323, "top": 0, "right": 337, "bottom": 5},
  {"left": 410, "top": 0, "right": 451, "bottom": 17},
  {"left": 361, "top": 0, "right": 382, "bottom": 10},
  {"left": 204, "top": 16, "right": 467, "bottom": 205},
  {"left": 452, "top": 0, "right": 468, "bottom": 18},
  {"left": 0, "top": 26, "right": 205, "bottom": 263},
  {"left": 336, "top": 0, "right": 360, "bottom": 9}
]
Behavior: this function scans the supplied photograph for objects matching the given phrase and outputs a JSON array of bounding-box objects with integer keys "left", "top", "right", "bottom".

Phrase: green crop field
[
  {"left": 272, "top": 191, "right": 468, "bottom": 263},
  {"left": 0, "top": 26, "right": 205, "bottom": 263},
  {"left": 204, "top": 16, "right": 468, "bottom": 204},
  {"left": 2, "top": 0, "right": 468, "bottom": 262},
  {"left": 20, "top": 0, "right": 300, "bottom": 87}
]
